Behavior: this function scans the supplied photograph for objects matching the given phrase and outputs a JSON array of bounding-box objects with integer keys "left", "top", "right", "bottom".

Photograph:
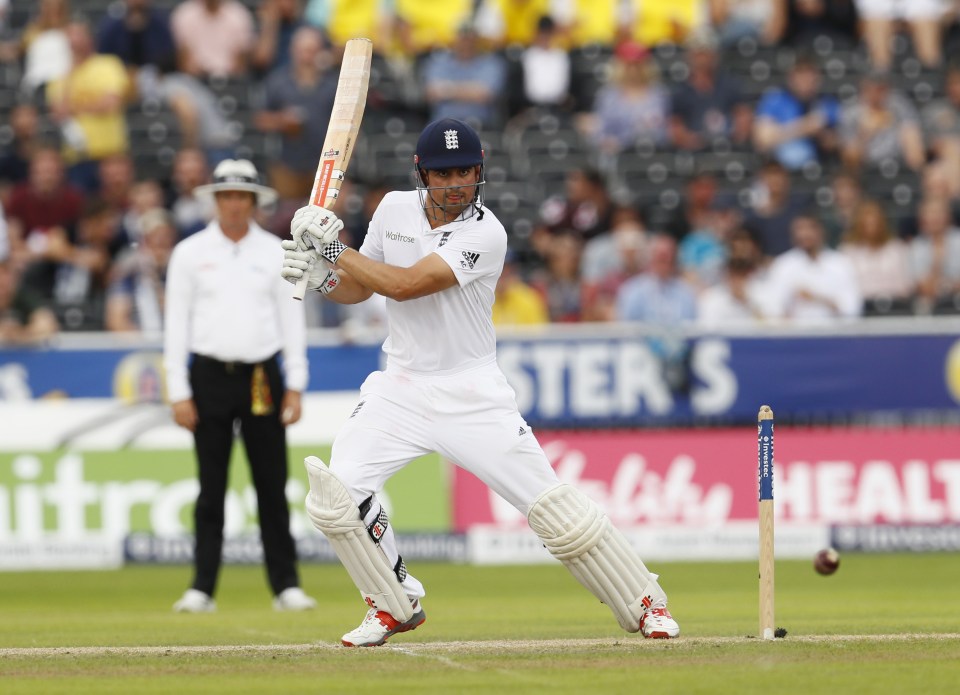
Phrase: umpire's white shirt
[
  {"left": 359, "top": 191, "right": 507, "bottom": 375},
  {"left": 163, "top": 221, "right": 308, "bottom": 403}
]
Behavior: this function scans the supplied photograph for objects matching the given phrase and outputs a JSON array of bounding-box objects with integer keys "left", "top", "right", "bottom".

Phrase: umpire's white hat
[{"left": 194, "top": 159, "right": 278, "bottom": 207}]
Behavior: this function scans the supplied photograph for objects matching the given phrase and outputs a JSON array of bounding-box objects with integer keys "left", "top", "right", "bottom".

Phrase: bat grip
[{"left": 293, "top": 275, "right": 309, "bottom": 301}]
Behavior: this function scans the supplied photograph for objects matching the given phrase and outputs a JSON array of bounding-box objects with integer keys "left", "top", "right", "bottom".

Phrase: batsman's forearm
[{"left": 334, "top": 249, "right": 417, "bottom": 301}]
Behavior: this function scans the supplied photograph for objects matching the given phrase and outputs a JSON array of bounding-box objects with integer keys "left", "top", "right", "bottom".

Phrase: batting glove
[
  {"left": 291, "top": 205, "right": 345, "bottom": 252},
  {"left": 280, "top": 240, "right": 341, "bottom": 295}
]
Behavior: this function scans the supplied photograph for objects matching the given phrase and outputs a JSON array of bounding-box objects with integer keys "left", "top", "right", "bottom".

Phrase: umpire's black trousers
[{"left": 188, "top": 353, "right": 299, "bottom": 597}]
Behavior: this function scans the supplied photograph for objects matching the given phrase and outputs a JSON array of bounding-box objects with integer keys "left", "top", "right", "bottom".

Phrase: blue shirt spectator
[
  {"left": 616, "top": 235, "right": 697, "bottom": 325},
  {"left": 422, "top": 25, "right": 507, "bottom": 129},
  {"left": 753, "top": 56, "right": 840, "bottom": 170}
]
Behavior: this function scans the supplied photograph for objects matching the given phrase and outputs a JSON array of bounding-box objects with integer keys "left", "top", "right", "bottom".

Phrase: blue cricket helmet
[{"left": 414, "top": 118, "right": 484, "bottom": 170}]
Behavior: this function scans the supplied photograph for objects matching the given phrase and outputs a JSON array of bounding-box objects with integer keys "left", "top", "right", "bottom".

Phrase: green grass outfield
[{"left": 1, "top": 554, "right": 958, "bottom": 694}]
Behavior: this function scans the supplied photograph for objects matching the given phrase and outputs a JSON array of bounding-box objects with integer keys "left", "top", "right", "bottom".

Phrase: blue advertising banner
[{"left": 3, "top": 322, "right": 959, "bottom": 426}]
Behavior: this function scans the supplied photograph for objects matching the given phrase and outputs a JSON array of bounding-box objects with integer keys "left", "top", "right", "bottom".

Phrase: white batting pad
[
  {"left": 527, "top": 484, "right": 666, "bottom": 633},
  {"left": 303, "top": 456, "right": 414, "bottom": 622}
]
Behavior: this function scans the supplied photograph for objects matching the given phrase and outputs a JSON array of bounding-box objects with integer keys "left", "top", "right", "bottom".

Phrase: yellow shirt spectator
[
  {"left": 395, "top": 0, "right": 473, "bottom": 53},
  {"left": 476, "top": 0, "right": 553, "bottom": 47},
  {"left": 493, "top": 273, "right": 550, "bottom": 326},
  {"left": 625, "top": 0, "right": 706, "bottom": 47},
  {"left": 47, "top": 54, "right": 129, "bottom": 163},
  {"left": 327, "top": 0, "right": 383, "bottom": 49},
  {"left": 569, "top": 0, "right": 618, "bottom": 47}
]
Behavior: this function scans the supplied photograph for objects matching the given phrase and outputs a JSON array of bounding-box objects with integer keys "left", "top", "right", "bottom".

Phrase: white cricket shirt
[
  {"left": 359, "top": 191, "right": 507, "bottom": 375},
  {"left": 163, "top": 221, "right": 308, "bottom": 403}
]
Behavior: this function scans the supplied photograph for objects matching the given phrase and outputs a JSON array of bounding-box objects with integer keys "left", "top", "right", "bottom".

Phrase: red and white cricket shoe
[
  {"left": 640, "top": 606, "right": 680, "bottom": 639},
  {"left": 341, "top": 601, "right": 426, "bottom": 647}
]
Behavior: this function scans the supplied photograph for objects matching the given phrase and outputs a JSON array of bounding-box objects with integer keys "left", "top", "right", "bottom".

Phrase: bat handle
[{"left": 293, "top": 275, "right": 309, "bottom": 301}]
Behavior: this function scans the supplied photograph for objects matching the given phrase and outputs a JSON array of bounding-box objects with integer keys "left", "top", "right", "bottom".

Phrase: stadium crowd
[{"left": 2, "top": 0, "right": 960, "bottom": 346}]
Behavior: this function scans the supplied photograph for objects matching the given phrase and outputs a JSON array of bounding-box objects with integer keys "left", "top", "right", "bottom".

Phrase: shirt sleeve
[
  {"left": 162, "top": 242, "right": 194, "bottom": 403},
  {"left": 432, "top": 221, "right": 507, "bottom": 287},
  {"left": 358, "top": 198, "right": 387, "bottom": 262}
]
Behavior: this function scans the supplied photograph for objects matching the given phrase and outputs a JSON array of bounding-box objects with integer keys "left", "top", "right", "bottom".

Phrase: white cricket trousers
[{"left": 329, "top": 361, "right": 561, "bottom": 601}]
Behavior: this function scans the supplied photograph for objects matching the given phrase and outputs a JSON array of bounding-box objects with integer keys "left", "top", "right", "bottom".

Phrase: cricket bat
[{"left": 293, "top": 37, "right": 373, "bottom": 300}]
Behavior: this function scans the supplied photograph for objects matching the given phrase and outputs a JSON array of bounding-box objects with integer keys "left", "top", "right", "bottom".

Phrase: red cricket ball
[{"left": 814, "top": 548, "right": 841, "bottom": 575}]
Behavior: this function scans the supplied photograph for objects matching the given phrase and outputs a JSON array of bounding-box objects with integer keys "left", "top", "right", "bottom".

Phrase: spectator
[
  {"left": 97, "top": 154, "right": 135, "bottom": 234},
  {"left": 422, "top": 23, "right": 507, "bottom": 129},
  {"left": 839, "top": 199, "right": 914, "bottom": 313},
  {"left": 669, "top": 29, "right": 752, "bottom": 151},
  {"left": 393, "top": 0, "right": 474, "bottom": 57},
  {"left": 697, "top": 256, "right": 767, "bottom": 328},
  {"left": 96, "top": 0, "right": 176, "bottom": 74},
  {"left": 121, "top": 180, "right": 166, "bottom": 245},
  {"left": 44, "top": 198, "right": 120, "bottom": 331},
  {"left": 581, "top": 219, "right": 646, "bottom": 321},
  {"left": 753, "top": 53, "right": 840, "bottom": 171},
  {"left": 252, "top": 0, "right": 305, "bottom": 74},
  {"left": 166, "top": 148, "right": 214, "bottom": 238},
  {"left": 615, "top": 234, "right": 697, "bottom": 325},
  {"left": 727, "top": 225, "right": 768, "bottom": 270},
  {"left": 5, "top": 147, "right": 83, "bottom": 269},
  {"left": 304, "top": 0, "right": 392, "bottom": 50},
  {"left": 679, "top": 200, "right": 742, "bottom": 292},
  {"left": 708, "top": 0, "right": 782, "bottom": 46},
  {"left": 581, "top": 206, "right": 646, "bottom": 283},
  {"left": 857, "top": 0, "right": 945, "bottom": 70},
  {"left": 534, "top": 167, "right": 613, "bottom": 252},
  {"left": 0, "top": 103, "right": 42, "bottom": 206},
  {"left": 776, "top": 0, "right": 859, "bottom": 49},
  {"left": 254, "top": 27, "right": 337, "bottom": 203},
  {"left": 17, "top": 0, "right": 72, "bottom": 97},
  {"left": 622, "top": 0, "right": 707, "bottom": 47},
  {"left": 0, "top": 261, "right": 58, "bottom": 346},
  {"left": 475, "top": 0, "right": 573, "bottom": 48},
  {"left": 820, "top": 171, "right": 864, "bottom": 247},
  {"left": 566, "top": 0, "right": 619, "bottom": 48},
  {"left": 582, "top": 40, "right": 670, "bottom": 156},
  {"left": 663, "top": 170, "right": 723, "bottom": 242},
  {"left": 46, "top": 20, "right": 131, "bottom": 194},
  {"left": 910, "top": 196, "right": 960, "bottom": 312},
  {"left": 766, "top": 213, "right": 862, "bottom": 323},
  {"left": 921, "top": 64, "right": 960, "bottom": 201},
  {"left": 491, "top": 251, "right": 550, "bottom": 326},
  {"left": 518, "top": 15, "right": 572, "bottom": 113},
  {"left": 151, "top": 71, "right": 240, "bottom": 166},
  {"left": 839, "top": 70, "right": 926, "bottom": 173},
  {"left": 170, "top": 0, "right": 255, "bottom": 78},
  {"left": 531, "top": 229, "right": 583, "bottom": 322},
  {"left": 105, "top": 208, "right": 175, "bottom": 334},
  {"left": 743, "top": 160, "right": 811, "bottom": 257}
]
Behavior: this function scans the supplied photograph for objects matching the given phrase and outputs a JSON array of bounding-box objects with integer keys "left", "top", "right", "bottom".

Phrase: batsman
[{"left": 281, "top": 118, "right": 680, "bottom": 646}]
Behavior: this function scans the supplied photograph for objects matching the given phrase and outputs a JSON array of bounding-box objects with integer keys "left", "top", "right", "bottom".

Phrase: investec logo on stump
[{"left": 385, "top": 230, "right": 415, "bottom": 243}]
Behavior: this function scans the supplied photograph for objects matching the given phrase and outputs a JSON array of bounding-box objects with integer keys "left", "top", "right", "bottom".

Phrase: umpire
[{"left": 163, "top": 159, "right": 316, "bottom": 613}]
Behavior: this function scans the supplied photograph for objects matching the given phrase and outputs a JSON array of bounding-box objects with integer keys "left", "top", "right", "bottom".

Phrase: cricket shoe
[
  {"left": 341, "top": 601, "right": 426, "bottom": 647},
  {"left": 273, "top": 587, "right": 317, "bottom": 612},
  {"left": 640, "top": 606, "right": 680, "bottom": 639},
  {"left": 173, "top": 589, "right": 216, "bottom": 613}
]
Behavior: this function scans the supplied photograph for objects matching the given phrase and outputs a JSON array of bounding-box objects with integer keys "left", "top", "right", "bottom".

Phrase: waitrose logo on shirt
[{"left": 386, "top": 230, "right": 415, "bottom": 243}]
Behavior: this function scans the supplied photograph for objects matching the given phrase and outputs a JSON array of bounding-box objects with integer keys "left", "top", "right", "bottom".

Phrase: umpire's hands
[
  {"left": 280, "top": 240, "right": 341, "bottom": 294},
  {"left": 291, "top": 205, "right": 344, "bottom": 252},
  {"left": 172, "top": 399, "right": 198, "bottom": 431}
]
